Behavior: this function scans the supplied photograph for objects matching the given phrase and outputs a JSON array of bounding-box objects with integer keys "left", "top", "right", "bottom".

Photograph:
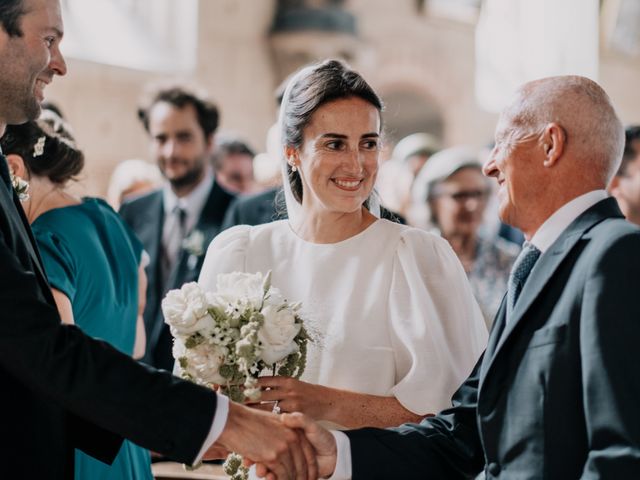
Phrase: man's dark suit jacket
[
  {"left": 346, "top": 198, "right": 640, "bottom": 479},
  {"left": 221, "top": 187, "right": 285, "bottom": 230},
  {"left": 0, "top": 160, "right": 216, "bottom": 479},
  {"left": 221, "top": 187, "right": 405, "bottom": 231},
  {"left": 119, "top": 179, "right": 234, "bottom": 370}
]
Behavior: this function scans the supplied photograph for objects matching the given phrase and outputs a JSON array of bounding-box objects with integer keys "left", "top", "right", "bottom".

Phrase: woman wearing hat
[{"left": 411, "top": 146, "right": 520, "bottom": 326}]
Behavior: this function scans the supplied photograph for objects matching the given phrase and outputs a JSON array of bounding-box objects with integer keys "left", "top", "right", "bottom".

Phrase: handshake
[{"left": 205, "top": 402, "right": 338, "bottom": 480}]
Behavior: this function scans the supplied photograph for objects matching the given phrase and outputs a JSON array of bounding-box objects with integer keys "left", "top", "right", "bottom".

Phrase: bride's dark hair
[{"left": 280, "top": 59, "right": 383, "bottom": 203}]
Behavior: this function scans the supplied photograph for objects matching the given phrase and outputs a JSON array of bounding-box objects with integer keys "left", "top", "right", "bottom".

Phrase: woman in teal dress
[{"left": 1, "top": 110, "right": 153, "bottom": 480}]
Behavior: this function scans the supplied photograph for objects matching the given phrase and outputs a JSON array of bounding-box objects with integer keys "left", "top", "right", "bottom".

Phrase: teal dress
[{"left": 32, "top": 197, "right": 153, "bottom": 480}]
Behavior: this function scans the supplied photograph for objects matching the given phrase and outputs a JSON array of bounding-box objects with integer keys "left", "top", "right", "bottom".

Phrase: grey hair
[{"left": 507, "top": 75, "right": 624, "bottom": 184}]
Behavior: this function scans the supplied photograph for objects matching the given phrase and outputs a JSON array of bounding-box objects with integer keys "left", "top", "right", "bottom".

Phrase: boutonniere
[
  {"left": 182, "top": 229, "right": 205, "bottom": 257},
  {"left": 9, "top": 170, "right": 30, "bottom": 201}
]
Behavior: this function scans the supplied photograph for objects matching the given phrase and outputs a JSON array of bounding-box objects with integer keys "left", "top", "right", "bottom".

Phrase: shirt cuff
[
  {"left": 325, "top": 430, "right": 352, "bottom": 480},
  {"left": 192, "top": 393, "right": 229, "bottom": 465}
]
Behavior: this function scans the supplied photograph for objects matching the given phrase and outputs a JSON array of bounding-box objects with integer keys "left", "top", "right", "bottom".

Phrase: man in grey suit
[
  {"left": 284, "top": 75, "right": 640, "bottom": 479},
  {"left": 120, "top": 85, "right": 235, "bottom": 371}
]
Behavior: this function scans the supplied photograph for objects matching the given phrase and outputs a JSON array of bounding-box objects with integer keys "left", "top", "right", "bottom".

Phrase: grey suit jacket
[
  {"left": 119, "top": 180, "right": 235, "bottom": 370},
  {"left": 346, "top": 198, "right": 640, "bottom": 479}
]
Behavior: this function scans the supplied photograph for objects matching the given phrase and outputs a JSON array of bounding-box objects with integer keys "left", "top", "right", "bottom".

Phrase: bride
[{"left": 199, "top": 59, "right": 488, "bottom": 428}]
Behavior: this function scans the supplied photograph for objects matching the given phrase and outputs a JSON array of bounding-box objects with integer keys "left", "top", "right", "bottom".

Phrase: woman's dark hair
[
  {"left": 281, "top": 59, "right": 383, "bottom": 203},
  {"left": 0, "top": 0, "right": 25, "bottom": 37},
  {"left": 0, "top": 109, "right": 84, "bottom": 185},
  {"left": 137, "top": 84, "right": 219, "bottom": 139}
]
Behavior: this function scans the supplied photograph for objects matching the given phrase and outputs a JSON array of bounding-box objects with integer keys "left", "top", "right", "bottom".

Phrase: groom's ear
[{"left": 5, "top": 154, "right": 28, "bottom": 179}]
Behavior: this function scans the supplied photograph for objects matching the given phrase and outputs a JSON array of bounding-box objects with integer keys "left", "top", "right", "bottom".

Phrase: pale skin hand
[
  {"left": 255, "top": 413, "right": 338, "bottom": 479},
  {"left": 253, "top": 376, "right": 425, "bottom": 428},
  {"left": 206, "top": 401, "right": 318, "bottom": 480}
]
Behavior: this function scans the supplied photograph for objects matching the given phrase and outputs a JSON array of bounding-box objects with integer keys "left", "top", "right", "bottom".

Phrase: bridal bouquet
[{"left": 161, "top": 271, "right": 308, "bottom": 479}]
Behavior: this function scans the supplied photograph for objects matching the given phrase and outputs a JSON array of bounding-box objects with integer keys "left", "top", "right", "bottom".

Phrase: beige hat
[
  {"left": 409, "top": 146, "right": 483, "bottom": 229},
  {"left": 392, "top": 133, "right": 441, "bottom": 162}
]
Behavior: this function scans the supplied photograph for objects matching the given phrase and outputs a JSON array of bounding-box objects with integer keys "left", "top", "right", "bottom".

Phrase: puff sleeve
[
  {"left": 388, "top": 229, "right": 488, "bottom": 414},
  {"left": 198, "top": 225, "right": 251, "bottom": 290}
]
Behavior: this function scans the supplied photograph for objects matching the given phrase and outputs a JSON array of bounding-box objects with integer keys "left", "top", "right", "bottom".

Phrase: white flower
[
  {"left": 182, "top": 229, "right": 205, "bottom": 257},
  {"left": 179, "top": 342, "right": 228, "bottom": 385},
  {"left": 258, "top": 304, "right": 301, "bottom": 364},
  {"left": 33, "top": 136, "right": 46, "bottom": 157},
  {"left": 162, "top": 282, "right": 212, "bottom": 335},
  {"left": 216, "top": 272, "right": 265, "bottom": 310}
]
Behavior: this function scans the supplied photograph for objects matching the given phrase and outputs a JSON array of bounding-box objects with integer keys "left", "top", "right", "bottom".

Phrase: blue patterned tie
[
  {"left": 0, "top": 154, "right": 12, "bottom": 192},
  {"left": 506, "top": 242, "right": 541, "bottom": 324}
]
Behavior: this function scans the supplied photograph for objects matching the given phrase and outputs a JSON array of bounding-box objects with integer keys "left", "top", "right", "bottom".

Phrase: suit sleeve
[
  {"left": 345, "top": 355, "right": 486, "bottom": 479},
  {"left": 0, "top": 229, "right": 217, "bottom": 465},
  {"left": 580, "top": 230, "right": 640, "bottom": 477}
]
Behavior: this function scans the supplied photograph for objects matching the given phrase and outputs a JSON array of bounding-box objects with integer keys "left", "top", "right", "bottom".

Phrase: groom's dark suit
[
  {"left": 346, "top": 198, "right": 640, "bottom": 479},
  {"left": 0, "top": 157, "right": 216, "bottom": 479},
  {"left": 119, "top": 180, "right": 234, "bottom": 370}
]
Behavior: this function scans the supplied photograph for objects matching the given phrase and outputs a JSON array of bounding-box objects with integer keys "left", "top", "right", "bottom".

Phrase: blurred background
[{"left": 48, "top": 0, "right": 640, "bottom": 196}]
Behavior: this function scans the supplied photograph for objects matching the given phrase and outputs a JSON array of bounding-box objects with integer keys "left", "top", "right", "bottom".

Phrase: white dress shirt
[{"left": 328, "top": 190, "right": 609, "bottom": 480}]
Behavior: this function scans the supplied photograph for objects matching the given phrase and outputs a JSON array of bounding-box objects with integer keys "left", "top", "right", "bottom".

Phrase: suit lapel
[
  {"left": 1, "top": 184, "right": 50, "bottom": 288},
  {"left": 479, "top": 198, "right": 623, "bottom": 388}
]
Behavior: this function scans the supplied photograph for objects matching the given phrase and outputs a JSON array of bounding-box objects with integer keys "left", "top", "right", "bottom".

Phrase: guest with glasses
[{"left": 412, "top": 146, "right": 519, "bottom": 325}]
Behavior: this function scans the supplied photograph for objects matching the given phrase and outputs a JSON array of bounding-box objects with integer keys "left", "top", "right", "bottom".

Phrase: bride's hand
[{"left": 250, "top": 376, "right": 332, "bottom": 419}]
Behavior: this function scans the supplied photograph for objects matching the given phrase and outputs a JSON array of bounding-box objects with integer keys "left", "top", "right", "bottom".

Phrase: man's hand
[
  {"left": 206, "top": 402, "right": 318, "bottom": 480},
  {"left": 280, "top": 412, "right": 338, "bottom": 478}
]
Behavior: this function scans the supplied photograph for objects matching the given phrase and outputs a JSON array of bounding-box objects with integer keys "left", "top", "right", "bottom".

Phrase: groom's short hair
[{"left": 0, "top": 0, "right": 25, "bottom": 37}]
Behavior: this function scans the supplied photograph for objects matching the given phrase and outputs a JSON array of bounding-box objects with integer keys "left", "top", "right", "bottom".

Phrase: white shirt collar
[
  {"left": 529, "top": 190, "right": 608, "bottom": 253},
  {"left": 162, "top": 169, "right": 214, "bottom": 232}
]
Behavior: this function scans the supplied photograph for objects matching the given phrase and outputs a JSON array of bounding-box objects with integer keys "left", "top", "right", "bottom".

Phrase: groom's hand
[
  {"left": 209, "top": 402, "right": 318, "bottom": 480},
  {"left": 280, "top": 412, "right": 338, "bottom": 478}
]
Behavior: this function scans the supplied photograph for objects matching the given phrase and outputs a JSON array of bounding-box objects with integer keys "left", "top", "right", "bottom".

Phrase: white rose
[
  {"left": 162, "top": 283, "right": 212, "bottom": 336},
  {"left": 216, "top": 272, "right": 265, "bottom": 310},
  {"left": 182, "top": 342, "right": 228, "bottom": 385},
  {"left": 258, "top": 304, "right": 301, "bottom": 364},
  {"left": 181, "top": 282, "right": 209, "bottom": 318}
]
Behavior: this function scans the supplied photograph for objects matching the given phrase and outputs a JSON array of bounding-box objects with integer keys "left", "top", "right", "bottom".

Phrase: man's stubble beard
[{"left": 166, "top": 160, "right": 207, "bottom": 192}]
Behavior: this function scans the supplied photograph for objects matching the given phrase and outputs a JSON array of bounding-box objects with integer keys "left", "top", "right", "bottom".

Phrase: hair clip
[{"left": 33, "top": 136, "right": 46, "bottom": 157}]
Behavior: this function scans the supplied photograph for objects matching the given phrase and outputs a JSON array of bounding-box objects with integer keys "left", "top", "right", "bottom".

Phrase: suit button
[{"left": 487, "top": 462, "right": 501, "bottom": 476}]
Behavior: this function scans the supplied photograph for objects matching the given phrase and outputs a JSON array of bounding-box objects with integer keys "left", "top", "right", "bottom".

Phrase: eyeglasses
[{"left": 430, "top": 189, "right": 491, "bottom": 203}]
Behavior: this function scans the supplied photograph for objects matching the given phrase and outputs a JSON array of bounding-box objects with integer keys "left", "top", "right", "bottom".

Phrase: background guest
[
  {"left": 412, "top": 146, "right": 519, "bottom": 325},
  {"left": 1, "top": 109, "right": 152, "bottom": 480},
  {"left": 107, "top": 158, "right": 163, "bottom": 210},
  {"left": 609, "top": 125, "right": 640, "bottom": 225},
  {"left": 211, "top": 135, "right": 257, "bottom": 194},
  {"left": 119, "top": 84, "right": 235, "bottom": 371}
]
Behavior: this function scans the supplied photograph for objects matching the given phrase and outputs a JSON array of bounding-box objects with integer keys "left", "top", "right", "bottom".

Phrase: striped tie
[{"left": 506, "top": 242, "right": 541, "bottom": 324}]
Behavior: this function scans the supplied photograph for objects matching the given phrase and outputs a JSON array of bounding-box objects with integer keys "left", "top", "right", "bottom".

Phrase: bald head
[{"left": 505, "top": 75, "right": 624, "bottom": 186}]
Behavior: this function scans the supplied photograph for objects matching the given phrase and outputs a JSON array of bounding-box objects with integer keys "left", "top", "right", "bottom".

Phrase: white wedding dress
[{"left": 199, "top": 219, "right": 488, "bottom": 417}]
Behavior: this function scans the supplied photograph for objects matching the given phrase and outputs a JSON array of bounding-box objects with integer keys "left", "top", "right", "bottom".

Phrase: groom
[
  {"left": 0, "top": 1, "right": 314, "bottom": 479},
  {"left": 286, "top": 75, "right": 640, "bottom": 478}
]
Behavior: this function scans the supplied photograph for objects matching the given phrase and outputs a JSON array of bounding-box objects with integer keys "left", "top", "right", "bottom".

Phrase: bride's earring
[{"left": 289, "top": 158, "right": 298, "bottom": 172}]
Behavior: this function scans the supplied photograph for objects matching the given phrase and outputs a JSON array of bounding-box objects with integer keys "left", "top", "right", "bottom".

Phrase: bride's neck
[
  {"left": 291, "top": 207, "right": 377, "bottom": 244},
  {"left": 23, "top": 176, "right": 81, "bottom": 224}
]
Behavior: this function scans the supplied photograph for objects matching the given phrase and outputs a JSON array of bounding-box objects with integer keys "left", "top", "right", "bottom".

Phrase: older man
[
  {"left": 0, "top": 1, "right": 314, "bottom": 478},
  {"left": 287, "top": 75, "right": 640, "bottom": 479}
]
